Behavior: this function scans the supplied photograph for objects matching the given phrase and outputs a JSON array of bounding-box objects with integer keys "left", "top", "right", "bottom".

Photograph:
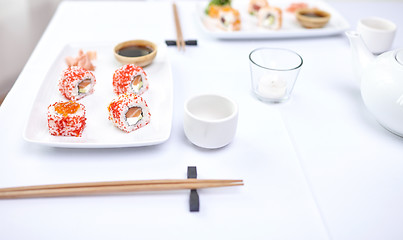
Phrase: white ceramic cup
[
  {"left": 184, "top": 94, "right": 238, "bottom": 149},
  {"left": 357, "top": 17, "right": 397, "bottom": 54}
]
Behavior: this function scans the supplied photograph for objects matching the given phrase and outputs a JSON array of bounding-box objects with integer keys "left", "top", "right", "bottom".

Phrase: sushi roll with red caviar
[
  {"left": 112, "top": 64, "right": 149, "bottom": 96},
  {"left": 47, "top": 101, "right": 86, "bottom": 137},
  {"left": 107, "top": 93, "right": 151, "bottom": 133},
  {"left": 59, "top": 66, "right": 96, "bottom": 101}
]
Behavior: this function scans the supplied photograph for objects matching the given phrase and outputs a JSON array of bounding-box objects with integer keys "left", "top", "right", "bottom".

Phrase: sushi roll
[
  {"left": 47, "top": 101, "right": 86, "bottom": 137},
  {"left": 248, "top": 0, "right": 269, "bottom": 15},
  {"left": 205, "top": 0, "right": 231, "bottom": 18},
  {"left": 217, "top": 6, "right": 241, "bottom": 31},
  {"left": 257, "top": 6, "right": 282, "bottom": 30},
  {"left": 112, "top": 64, "right": 149, "bottom": 96},
  {"left": 59, "top": 66, "right": 96, "bottom": 101},
  {"left": 107, "top": 93, "right": 151, "bottom": 133}
]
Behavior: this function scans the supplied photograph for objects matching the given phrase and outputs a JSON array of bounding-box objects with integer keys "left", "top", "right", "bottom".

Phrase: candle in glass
[{"left": 257, "top": 74, "right": 287, "bottom": 99}]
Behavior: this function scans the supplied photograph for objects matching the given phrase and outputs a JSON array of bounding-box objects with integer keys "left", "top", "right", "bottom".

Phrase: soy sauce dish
[
  {"left": 114, "top": 40, "right": 157, "bottom": 67},
  {"left": 295, "top": 8, "right": 331, "bottom": 29}
]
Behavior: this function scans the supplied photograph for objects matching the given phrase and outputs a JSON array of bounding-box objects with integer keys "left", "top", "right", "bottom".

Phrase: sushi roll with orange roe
[
  {"left": 47, "top": 101, "right": 86, "bottom": 137},
  {"left": 58, "top": 66, "right": 96, "bottom": 101},
  {"left": 108, "top": 93, "right": 151, "bottom": 133},
  {"left": 205, "top": 0, "right": 231, "bottom": 18},
  {"left": 218, "top": 7, "right": 241, "bottom": 31},
  {"left": 112, "top": 64, "right": 149, "bottom": 96}
]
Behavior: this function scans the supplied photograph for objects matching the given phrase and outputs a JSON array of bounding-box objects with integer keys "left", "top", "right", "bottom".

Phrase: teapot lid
[{"left": 397, "top": 50, "right": 403, "bottom": 66}]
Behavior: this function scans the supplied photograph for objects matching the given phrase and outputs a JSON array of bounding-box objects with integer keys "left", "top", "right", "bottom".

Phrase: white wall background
[
  {"left": 0, "top": 0, "right": 402, "bottom": 103},
  {"left": 0, "top": 0, "right": 61, "bottom": 102}
]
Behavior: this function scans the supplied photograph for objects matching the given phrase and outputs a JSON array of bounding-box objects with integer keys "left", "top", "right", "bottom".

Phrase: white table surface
[{"left": 0, "top": 1, "right": 402, "bottom": 239}]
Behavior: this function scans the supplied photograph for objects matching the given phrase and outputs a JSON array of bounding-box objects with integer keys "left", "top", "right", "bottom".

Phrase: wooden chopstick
[
  {"left": 173, "top": 2, "right": 185, "bottom": 51},
  {"left": 0, "top": 179, "right": 243, "bottom": 192},
  {"left": 0, "top": 179, "right": 243, "bottom": 199}
]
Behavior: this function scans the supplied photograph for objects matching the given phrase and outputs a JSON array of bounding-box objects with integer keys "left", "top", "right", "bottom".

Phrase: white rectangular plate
[
  {"left": 197, "top": 0, "right": 350, "bottom": 39},
  {"left": 23, "top": 42, "right": 173, "bottom": 148}
]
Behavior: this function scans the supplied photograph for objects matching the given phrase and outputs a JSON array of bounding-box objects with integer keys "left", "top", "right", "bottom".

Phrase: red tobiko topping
[{"left": 54, "top": 101, "right": 80, "bottom": 116}]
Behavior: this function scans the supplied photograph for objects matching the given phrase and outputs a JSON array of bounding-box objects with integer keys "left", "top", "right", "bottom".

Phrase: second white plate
[
  {"left": 23, "top": 42, "right": 173, "bottom": 148},
  {"left": 197, "top": 0, "right": 350, "bottom": 39}
]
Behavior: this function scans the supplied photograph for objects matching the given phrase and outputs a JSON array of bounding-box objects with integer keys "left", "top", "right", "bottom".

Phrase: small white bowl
[{"left": 184, "top": 94, "right": 238, "bottom": 149}]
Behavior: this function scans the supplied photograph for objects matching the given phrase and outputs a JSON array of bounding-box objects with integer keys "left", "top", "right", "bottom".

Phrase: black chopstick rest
[
  {"left": 189, "top": 190, "right": 199, "bottom": 212},
  {"left": 165, "top": 40, "right": 198, "bottom": 46},
  {"left": 187, "top": 166, "right": 197, "bottom": 179},
  {"left": 187, "top": 166, "right": 199, "bottom": 212}
]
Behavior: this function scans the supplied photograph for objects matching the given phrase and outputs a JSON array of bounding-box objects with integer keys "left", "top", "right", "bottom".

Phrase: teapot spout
[{"left": 345, "top": 31, "right": 375, "bottom": 84}]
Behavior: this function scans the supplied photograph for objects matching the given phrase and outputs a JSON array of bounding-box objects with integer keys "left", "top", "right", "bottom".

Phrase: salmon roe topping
[{"left": 55, "top": 101, "right": 80, "bottom": 116}]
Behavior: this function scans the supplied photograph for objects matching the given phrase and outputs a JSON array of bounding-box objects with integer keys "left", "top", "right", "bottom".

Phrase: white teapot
[{"left": 346, "top": 30, "right": 403, "bottom": 136}]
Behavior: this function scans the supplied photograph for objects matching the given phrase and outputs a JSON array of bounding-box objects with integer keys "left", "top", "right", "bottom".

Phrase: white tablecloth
[{"left": 0, "top": 1, "right": 402, "bottom": 239}]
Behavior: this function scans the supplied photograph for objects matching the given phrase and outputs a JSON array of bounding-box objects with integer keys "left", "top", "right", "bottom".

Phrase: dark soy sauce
[
  {"left": 117, "top": 45, "right": 153, "bottom": 57},
  {"left": 302, "top": 12, "right": 325, "bottom": 18}
]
